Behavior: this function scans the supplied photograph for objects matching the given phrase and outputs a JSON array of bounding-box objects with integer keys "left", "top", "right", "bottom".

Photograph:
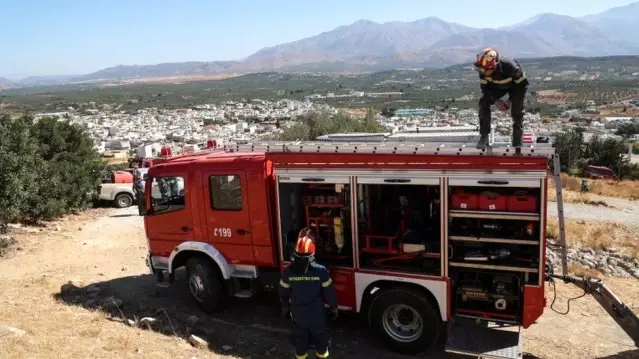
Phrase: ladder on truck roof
[{"left": 223, "top": 140, "right": 556, "bottom": 157}]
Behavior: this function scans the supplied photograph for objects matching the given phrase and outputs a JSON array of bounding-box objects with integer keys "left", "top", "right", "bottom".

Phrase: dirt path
[
  {"left": 0, "top": 207, "right": 638, "bottom": 359},
  {"left": 548, "top": 195, "right": 639, "bottom": 231}
]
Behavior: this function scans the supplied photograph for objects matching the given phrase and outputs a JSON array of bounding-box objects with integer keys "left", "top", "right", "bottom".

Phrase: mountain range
[{"left": 4, "top": 1, "right": 639, "bottom": 87}]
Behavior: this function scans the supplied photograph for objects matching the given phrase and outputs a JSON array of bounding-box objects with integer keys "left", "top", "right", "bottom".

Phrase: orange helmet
[
  {"left": 294, "top": 228, "right": 316, "bottom": 256},
  {"left": 475, "top": 48, "right": 500, "bottom": 74}
]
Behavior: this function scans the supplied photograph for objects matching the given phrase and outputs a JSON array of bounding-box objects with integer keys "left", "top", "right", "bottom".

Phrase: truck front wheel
[
  {"left": 186, "top": 256, "right": 225, "bottom": 313},
  {"left": 367, "top": 287, "right": 442, "bottom": 354}
]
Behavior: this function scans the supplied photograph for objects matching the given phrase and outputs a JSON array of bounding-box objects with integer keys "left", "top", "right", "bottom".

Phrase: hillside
[
  {"left": 0, "top": 77, "right": 15, "bottom": 89},
  {"left": 3, "top": 2, "right": 639, "bottom": 87},
  {"left": 72, "top": 61, "right": 241, "bottom": 82},
  {"left": 580, "top": 1, "right": 639, "bottom": 42},
  {"left": 62, "top": 8, "right": 639, "bottom": 84},
  {"left": 19, "top": 75, "right": 79, "bottom": 86},
  {"left": 2, "top": 55, "right": 638, "bottom": 116},
  {"left": 509, "top": 13, "right": 634, "bottom": 56},
  {"left": 243, "top": 17, "right": 474, "bottom": 68}
]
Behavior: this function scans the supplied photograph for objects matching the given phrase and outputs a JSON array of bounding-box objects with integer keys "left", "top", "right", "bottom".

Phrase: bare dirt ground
[
  {"left": 548, "top": 193, "right": 639, "bottom": 231},
  {"left": 342, "top": 108, "right": 369, "bottom": 118},
  {"left": 1, "top": 206, "right": 638, "bottom": 359}
]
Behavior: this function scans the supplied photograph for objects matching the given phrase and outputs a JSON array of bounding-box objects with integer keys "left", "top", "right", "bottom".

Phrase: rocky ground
[
  {"left": 547, "top": 244, "right": 639, "bottom": 278},
  {"left": 0, "top": 205, "right": 638, "bottom": 359},
  {"left": 546, "top": 194, "right": 639, "bottom": 279}
]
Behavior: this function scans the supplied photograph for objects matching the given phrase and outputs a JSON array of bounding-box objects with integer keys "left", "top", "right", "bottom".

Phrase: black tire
[
  {"left": 367, "top": 287, "right": 442, "bottom": 355},
  {"left": 114, "top": 193, "right": 133, "bottom": 208},
  {"left": 185, "top": 256, "right": 225, "bottom": 313}
]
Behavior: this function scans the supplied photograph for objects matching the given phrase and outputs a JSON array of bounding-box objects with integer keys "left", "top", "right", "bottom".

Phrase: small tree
[
  {"left": 0, "top": 115, "right": 105, "bottom": 223},
  {"left": 615, "top": 122, "right": 639, "bottom": 140},
  {"left": 0, "top": 116, "right": 43, "bottom": 223},
  {"left": 583, "top": 135, "right": 632, "bottom": 179},
  {"left": 29, "top": 117, "right": 105, "bottom": 218},
  {"left": 273, "top": 109, "right": 384, "bottom": 141},
  {"left": 552, "top": 128, "right": 585, "bottom": 172}
]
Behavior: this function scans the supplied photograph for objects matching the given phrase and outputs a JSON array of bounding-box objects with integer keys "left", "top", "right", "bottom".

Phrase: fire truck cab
[{"left": 143, "top": 141, "right": 553, "bottom": 357}]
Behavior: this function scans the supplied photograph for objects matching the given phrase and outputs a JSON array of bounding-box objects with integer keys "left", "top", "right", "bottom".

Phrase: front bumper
[
  {"left": 146, "top": 253, "right": 170, "bottom": 274},
  {"left": 146, "top": 253, "right": 172, "bottom": 285}
]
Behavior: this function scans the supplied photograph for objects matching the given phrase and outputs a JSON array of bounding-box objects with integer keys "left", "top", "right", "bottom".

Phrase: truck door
[
  {"left": 202, "top": 170, "right": 255, "bottom": 263},
  {"left": 145, "top": 171, "right": 193, "bottom": 256}
]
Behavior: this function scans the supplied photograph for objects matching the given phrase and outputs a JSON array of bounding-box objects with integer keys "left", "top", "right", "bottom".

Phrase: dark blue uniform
[
  {"left": 279, "top": 262, "right": 337, "bottom": 359},
  {"left": 478, "top": 56, "right": 529, "bottom": 146},
  {"left": 133, "top": 179, "right": 144, "bottom": 197},
  {"left": 133, "top": 178, "right": 145, "bottom": 215}
]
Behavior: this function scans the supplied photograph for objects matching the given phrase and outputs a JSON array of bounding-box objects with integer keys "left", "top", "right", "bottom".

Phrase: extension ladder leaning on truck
[{"left": 139, "top": 139, "right": 639, "bottom": 358}]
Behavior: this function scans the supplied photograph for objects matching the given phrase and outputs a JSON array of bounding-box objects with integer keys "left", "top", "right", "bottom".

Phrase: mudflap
[{"left": 445, "top": 317, "right": 522, "bottom": 359}]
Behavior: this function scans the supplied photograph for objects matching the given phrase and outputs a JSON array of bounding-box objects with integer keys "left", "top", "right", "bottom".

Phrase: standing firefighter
[
  {"left": 133, "top": 174, "right": 145, "bottom": 215},
  {"left": 474, "top": 48, "right": 529, "bottom": 149},
  {"left": 279, "top": 228, "right": 339, "bottom": 359}
]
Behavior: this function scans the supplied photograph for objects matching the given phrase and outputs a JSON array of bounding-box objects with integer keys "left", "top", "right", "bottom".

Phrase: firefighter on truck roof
[
  {"left": 473, "top": 47, "right": 529, "bottom": 149},
  {"left": 279, "top": 228, "right": 339, "bottom": 359}
]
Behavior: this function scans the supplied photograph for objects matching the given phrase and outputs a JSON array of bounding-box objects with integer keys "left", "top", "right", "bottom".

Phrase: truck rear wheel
[
  {"left": 186, "top": 256, "right": 224, "bottom": 313},
  {"left": 367, "top": 287, "right": 442, "bottom": 354},
  {"left": 114, "top": 193, "right": 133, "bottom": 208}
]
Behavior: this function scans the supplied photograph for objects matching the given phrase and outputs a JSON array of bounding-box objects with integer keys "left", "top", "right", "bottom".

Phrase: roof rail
[{"left": 223, "top": 141, "right": 556, "bottom": 157}]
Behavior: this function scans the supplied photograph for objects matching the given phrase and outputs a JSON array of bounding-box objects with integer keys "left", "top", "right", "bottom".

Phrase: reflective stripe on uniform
[
  {"left": 321, "top": 278, "right": 332, "bottom": 288},
  {"left": 485, "top": 77, "right": 512, "bottom": 84},
  {"left": 316, "top": 350, "right": 330, "bottom": 358},
  {"left": 289, "top": 276, "right": 320, "bottom": 281},
  {"left": 479, "top": 79, "right": 488, "bottom": 84},
  {"left": 296, "top": 353, "right": 308, "bottom": 359},
  {"left": 514, "top": 76, "right": 527, "bottom": 84},
  {"left": 280, "top": 279, "right": 290, "bottom": 288}
]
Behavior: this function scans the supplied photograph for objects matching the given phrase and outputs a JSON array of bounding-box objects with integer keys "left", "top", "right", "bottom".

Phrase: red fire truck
[{"left": 141, "top": 141, "right": 637, "bottom": 357}]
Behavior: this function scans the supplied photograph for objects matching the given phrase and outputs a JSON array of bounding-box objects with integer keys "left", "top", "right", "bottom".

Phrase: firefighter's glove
[
  {"left": 495, "top": 99, "right": 510, "bottom": 112},
  {"left": 329, "top": 307, "right": 339, "bottom": 321},
  {"left": 282, "top": 308, "right": 291, "bottom": 319}
]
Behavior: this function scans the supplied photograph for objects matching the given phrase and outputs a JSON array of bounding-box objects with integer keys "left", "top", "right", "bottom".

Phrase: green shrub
[
  {"left": 0, "top": 115, "right": 105, "bottom": 223},
  {"left": 273, "top": 109, "right": 384, "bottom": 141}
]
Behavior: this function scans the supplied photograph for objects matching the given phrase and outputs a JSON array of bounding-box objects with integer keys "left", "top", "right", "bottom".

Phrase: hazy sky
[{"left": 1, "top": 0, "right": 637, "bottom": 79}]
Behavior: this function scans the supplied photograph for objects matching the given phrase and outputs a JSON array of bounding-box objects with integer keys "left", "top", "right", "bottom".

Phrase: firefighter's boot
[
  {"left": 511, "top": 127, "right": 523, "bottom": 147},
  {"left": 476, "top": 134, "right": 489, "bottom": 149}
]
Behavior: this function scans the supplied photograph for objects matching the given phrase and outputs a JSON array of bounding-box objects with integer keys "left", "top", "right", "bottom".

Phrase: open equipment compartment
[
  {"left": 447, "top": 177, "right": 543, "bottom": 323},
  {"left": 356, "top": 174, "right": 442, "bottom": 275},
  {"left": 277, "top": 173, "right": 354, "bottom": 268}
]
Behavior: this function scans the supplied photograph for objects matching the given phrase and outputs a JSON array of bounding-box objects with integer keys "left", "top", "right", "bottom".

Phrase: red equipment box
[
  {"left": 479, "top": 191, "right": 506, "bottom": 211},
  {"left": 451, "top": 189, "right": 478, "bottom": 210},
  {"left": 507, "top": 192, "right": 538, "bottom": 213}
]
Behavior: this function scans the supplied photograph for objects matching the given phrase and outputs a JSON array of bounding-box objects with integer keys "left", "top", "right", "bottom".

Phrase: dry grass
[
  {"left": 547, "top": 218, "right": 639, "bottom": 258},
  {"left": 546, "top": 186, "right": 609, "bottom": 206},
  {"left": 568, "top": 262, "right": 602, "bottom": 277},
  {"left": 555, "top": 173, "right": 639, "bottom": 199},
  {"left": 0, "top": 282, "right": 228, "bottom": 359},
  {"left": 0, "top": 236, "right": 16, "bottom": 257},
  {"left": 342, "top": 108, "right": 368, "bottom": 118}
]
